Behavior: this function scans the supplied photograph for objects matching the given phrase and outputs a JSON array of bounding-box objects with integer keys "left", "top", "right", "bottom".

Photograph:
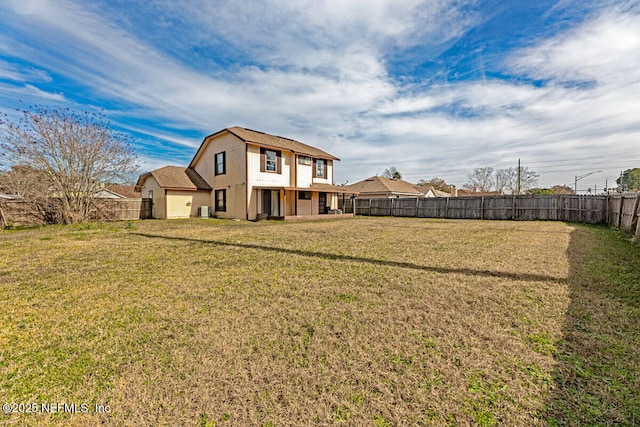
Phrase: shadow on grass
[
  {"left": 133, "top": 232, "right": 564, "bottom": 284},
  {"left": 544, "top": 226, "right": 640, "bottom": 425}
]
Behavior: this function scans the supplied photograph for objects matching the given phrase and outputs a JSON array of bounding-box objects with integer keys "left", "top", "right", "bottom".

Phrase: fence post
[
  {"left": 480, "top": 196, "right": 484, "bottom": 220},
  {"left": 445, "top": 197, "right": 449, "bottom": 219},
  {"left": 368, "top": 198, "right": 372, "bottom": 216},
  {"left": 558, "top": 196, "right": 563, "bottom": 221},
  {"left": 580, "top": 196, "right": 584, "bottom": 223},
  {"left": 390, "top": 198, "right": 395, "bottom": 216},
  {"left": 617, "top": 197, "right": 622, "bottom": 229},
  {"left": 415, "top": 197, "right": 419, "bottom": 217},
  {"left": 512, "top": 195, "right": 516, "bottom": 220}
]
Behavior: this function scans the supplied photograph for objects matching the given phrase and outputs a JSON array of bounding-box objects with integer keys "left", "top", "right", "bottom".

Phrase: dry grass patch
[{"left": 0, "top": 217, "right": 637, "bottom": 426}]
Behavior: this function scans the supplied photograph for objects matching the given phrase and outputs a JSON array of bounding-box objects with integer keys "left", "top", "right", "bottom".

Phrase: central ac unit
[{"left": 198, "top": 206, "right": 210, "bottom": 218}]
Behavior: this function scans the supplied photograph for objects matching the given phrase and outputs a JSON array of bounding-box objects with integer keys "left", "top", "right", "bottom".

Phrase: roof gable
[
  {"left": 190, "top": 127, "right": 339, "bottom": 167},
  {"left": 135, "top": 166, "right": 211, "bottom": 191}
]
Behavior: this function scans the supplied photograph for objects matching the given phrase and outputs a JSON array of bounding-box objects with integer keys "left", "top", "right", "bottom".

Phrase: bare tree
[
  {"left": 463, "top": 167, "right": 494, "bottom": 192},
  {"left": 382, "top": 166, "right": 402, "bottom": 179},
  {"left": 514, "top": 166, "right": 539, "bottom": 194},
  {"left": 417, "top": 177, "right": 452, "bottom": 192},
  {"left": 465, "top": 166, "right": 539, "bottom": 194},
  {"left": 495, "top": 168, "right": 516, "bottom": 194},
  {"left": 0, "top": 106, "right": 138, "bottom": 224}
]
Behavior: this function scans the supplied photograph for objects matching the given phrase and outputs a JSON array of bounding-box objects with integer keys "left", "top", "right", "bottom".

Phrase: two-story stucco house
[{"left": 135, "top": 127, "right": 356, "bottom": 220}]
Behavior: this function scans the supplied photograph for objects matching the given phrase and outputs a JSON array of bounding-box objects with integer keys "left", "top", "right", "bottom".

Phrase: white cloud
[
  {"left": 1, "top": 0, "right": 638, "bottom": 189},
  {"left": 509, "top": 9, "right": 640, "bottom": 87}
]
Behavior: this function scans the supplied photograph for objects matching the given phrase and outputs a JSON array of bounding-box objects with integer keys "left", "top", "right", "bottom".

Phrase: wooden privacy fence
[
  {"left": 608, "top": 194, "right": 640, "bottom": 236},
  {"left": 89, "top": 198, "right": 152, "bottom": 222},
  {"left": 0, "top": 198, "right": 152, "bottom": 227},
  {"left": 339, "top": 194, "right": 640, "bottom": 237}
]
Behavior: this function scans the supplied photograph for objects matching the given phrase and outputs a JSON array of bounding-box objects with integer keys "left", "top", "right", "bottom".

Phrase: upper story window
[
  {"left": 313, "top": 159, "right": 326, "bottom": 178},
  {"left": 266, "top": 150, "right": 277, "bottom": 171},
  {"left": 215, "top": 151, "right": 225, "bottom": 175},
  {"left": 260, "top": 148, "right": 281, "bottom": 174},
  {"left": 298, "top": 155, "right": 311, "bottom": 165}
]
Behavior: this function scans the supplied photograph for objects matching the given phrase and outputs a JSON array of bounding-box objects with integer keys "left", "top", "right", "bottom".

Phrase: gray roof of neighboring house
[
  {"left": 105, "top": 184, "right": 141, "bottom": 198},
  {"left": 343, "top": 176, "right": 423, "bottom": 196},
  {"left": 135, "top": 166, "right": 212, "bottom": 192}
]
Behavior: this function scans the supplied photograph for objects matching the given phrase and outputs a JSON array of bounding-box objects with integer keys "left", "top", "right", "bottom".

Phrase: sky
[{"left": 1, "top": 0, "right": 639, "bottom": 192}]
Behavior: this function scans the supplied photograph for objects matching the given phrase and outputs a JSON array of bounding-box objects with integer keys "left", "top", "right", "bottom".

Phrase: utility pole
[{"left": 575, "top": 170, "right": 602, "bottom": 194}]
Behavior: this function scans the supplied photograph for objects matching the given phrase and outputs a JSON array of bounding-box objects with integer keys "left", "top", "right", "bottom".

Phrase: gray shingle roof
[
  {"left": 190, "top": 127, "right": 339, "bottom": 168},
  {"left": 343, "top": 176, "right": 422, "bottom": 196}
]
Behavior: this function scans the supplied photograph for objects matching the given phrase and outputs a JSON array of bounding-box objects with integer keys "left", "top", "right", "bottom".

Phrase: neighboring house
[
  {"left": 93, "top": 188, "right": 127, "bottom": 199},
  {"left": 344, "top": 176, "right": 424, "bottom": 198},
  {"left": 136, "top": 127, "right": 356, "bottom": 220},
  {"left": 413, "top": 184, "right": 452, "bottom": 198},
  {"left": 105, "top": 184, "right": 141, "bottom": 199}
]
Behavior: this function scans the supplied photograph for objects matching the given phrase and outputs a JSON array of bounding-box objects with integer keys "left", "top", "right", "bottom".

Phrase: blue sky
[{"left": 1, "top": 0, "right": 639, "bottom": 191}]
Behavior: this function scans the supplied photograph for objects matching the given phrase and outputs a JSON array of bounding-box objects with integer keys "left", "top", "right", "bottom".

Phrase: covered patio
[{"left": 253, "top": 184, "right": 358, "bottom": 220}]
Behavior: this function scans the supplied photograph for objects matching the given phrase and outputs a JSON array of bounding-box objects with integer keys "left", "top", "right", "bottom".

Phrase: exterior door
[
  {"left": 318, "top": 192, "right": 327, "bottom": 214},
  {"left": 262, "top": 190, "right": 280, "bottom": 217}
]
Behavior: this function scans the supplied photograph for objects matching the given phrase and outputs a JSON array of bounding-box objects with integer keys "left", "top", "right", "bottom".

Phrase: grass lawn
[{"left": 0, "top": 217, "right": 638, "bottom": 426}]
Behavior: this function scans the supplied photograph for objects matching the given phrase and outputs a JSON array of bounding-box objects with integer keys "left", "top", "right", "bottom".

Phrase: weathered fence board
[
  {"left": 482, "top": 196, "right": 514, "bottom": 220},
  {"left": 418, "top": 198, "right": 448, "bottom": 218},
  {"left": 609, "top": 196, "right": 623, "bottom": 228},
  {"left": 619, "top": 195, "right": 639, "bottom": 232}
]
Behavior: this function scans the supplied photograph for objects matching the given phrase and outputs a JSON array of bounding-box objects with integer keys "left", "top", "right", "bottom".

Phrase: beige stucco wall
[
  {"left": 190, "top": 191, "right": 212, "bottom": 217},
  {"left": 140, "top": 176, "right": 166, "bottom": 219},
  {"left": 192, "top": 132, "right": 247, "bottom": 219},
  {"left": 213, "top": 183, "right": 246, "bottom": 219}
]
